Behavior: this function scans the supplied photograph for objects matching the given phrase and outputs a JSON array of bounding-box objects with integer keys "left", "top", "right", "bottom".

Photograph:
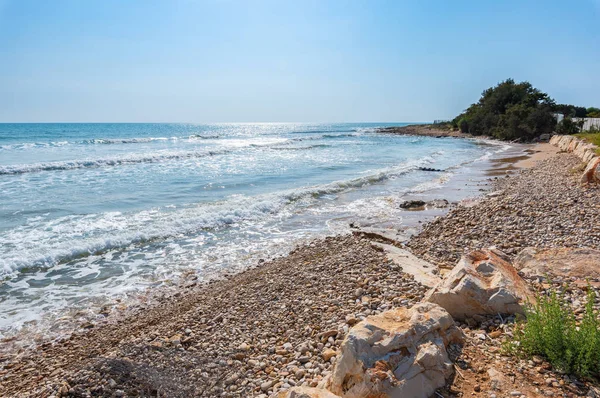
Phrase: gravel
[
  {"left": 407, "top": 153, "right": 600, "bottom": 267},
  {"left": 0, "top": 236, "right": 428, "bottom": 397}
]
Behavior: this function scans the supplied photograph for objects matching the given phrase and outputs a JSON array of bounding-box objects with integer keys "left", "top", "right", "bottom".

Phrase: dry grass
[{"left": 576, "top": 132, "right": 600, "bottom": 155}]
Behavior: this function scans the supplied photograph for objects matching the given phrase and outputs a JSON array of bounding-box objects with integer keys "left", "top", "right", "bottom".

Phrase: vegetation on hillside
[{"left": 445, "top": 79, "right": 599, "bottom": 141}]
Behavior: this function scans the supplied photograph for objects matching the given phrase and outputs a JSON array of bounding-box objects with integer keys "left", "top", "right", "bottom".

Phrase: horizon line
[{"left": 0, "top": 121, "right": 429, "bottom": 125}]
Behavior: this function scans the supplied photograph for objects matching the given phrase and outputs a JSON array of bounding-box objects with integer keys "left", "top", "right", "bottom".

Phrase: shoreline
[
  {"left": 378, "top": 124, "right": 475, "bottom": 139},
  {"left": 0, "top": 135, "right": 519, "bottom": 346},
  {"left": 2, "top": 140, "right": 593, "bottom": 397}
]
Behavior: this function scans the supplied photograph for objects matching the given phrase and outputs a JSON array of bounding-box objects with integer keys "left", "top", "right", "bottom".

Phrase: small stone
[
  {"left": 260, "top": 380, "right": 273, "bottom": 392},
  {"left": 322, "top": 349, "right": 337, "bottom": 361},
  {"left": 239, "top": 342, "right": 250, "bottom": 351}
]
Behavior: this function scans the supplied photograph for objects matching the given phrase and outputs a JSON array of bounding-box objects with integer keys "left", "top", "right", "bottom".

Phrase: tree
[
  {"left": 587, "top": 107, "right": 600, "bottom": 118},
  {"left": 452, "top": 79, "right": 557, "bottom": 141},
  {"left": 554, "top": 104, "right": 587, "bottom": 118}
]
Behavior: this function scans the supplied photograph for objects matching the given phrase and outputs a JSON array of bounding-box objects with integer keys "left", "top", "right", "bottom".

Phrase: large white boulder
[
  {"left": 568, "top": 139, "right": 580, "bottom": 152},
  {"left": 325, "top": 302, "right": 463, "bottom": 398},
  {"left": 515, "top": 247, "right": 600, "bottom": 280},
  {"left": 575, "top": 142, "right": 593, "bottom": 158},
  {"left": 581, "top": 157, "right": 600, "bottom": 184},
  {"left": 424, "top": 249, "right": 534, "bottom": 320},
  {"left": 558, "top": 135, "right": 575, "bottom": 151}
]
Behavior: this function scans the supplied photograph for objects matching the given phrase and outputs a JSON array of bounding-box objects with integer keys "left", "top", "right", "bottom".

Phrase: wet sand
[{"left": 513, "top": 143, "right": 561, "bottom": 168}]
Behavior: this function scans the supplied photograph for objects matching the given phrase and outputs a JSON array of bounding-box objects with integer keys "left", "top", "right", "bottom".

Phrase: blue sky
[{"left": 0, "top": 0, "right": 598, "bottom": 122}]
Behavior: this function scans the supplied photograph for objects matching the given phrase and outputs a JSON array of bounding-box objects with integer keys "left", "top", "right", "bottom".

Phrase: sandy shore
[
  {"left": 1, "top": 143, "right": 598, "bottom": 397},
  {"left": 513, "top": 142, "right": 561, "bottom": 168}
]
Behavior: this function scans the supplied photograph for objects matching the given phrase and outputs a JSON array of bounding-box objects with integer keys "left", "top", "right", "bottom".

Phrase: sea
[{"left": 0, "top": 123, "right": 510, "bottom": 341}]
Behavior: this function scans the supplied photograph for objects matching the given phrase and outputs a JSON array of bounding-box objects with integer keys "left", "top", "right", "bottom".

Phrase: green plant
[{"left": 508, "top": 288, "right": 600, "bottom": 378}]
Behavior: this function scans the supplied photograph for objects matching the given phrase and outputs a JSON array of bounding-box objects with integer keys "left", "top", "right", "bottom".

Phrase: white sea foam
[
  {"left": 84, "top": 137, "right": 173, "bottom": 144},
  {"left": 0, "top": 135, "right": 363, "bottom": 175},
  {"left": 0, "top": 149, "right": 232, "bottom": 175},
  {"left": 0, "top": 158, "right": 431, "bottom": 277},
  {"left": 0, "top": 132, "right": 361, "bottom": 152},
  {"left": 0, "top": 136, "right": 190, "bottom": 150}
]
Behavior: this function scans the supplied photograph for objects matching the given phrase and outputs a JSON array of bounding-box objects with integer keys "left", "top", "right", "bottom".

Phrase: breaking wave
[
  {"left": 0, "top": 157, "right": 431, "bottom": 276},
  {"left": 0, "top": 149, "right": 232, "bottom": 175},
  {"left": 0, "top": 132, "right": 362, "bottom": 152}
]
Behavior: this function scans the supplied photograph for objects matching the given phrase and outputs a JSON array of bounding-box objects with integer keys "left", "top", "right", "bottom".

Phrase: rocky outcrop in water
[
  {"left": 399, "top": 200, "right": 426, "bottom": 210},
  {"left": 399, "top": 199, "right": 450, "bottom": 211}
]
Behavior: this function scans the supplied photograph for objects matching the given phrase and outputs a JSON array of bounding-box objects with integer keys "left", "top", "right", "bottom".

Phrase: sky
[{"left": 0, "top": 0, "right": 598, "bottom": 123}]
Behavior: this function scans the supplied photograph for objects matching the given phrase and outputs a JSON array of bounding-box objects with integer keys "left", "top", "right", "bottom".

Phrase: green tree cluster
[
  {"left": 554, "top": 104, "right": 587, "bottom": 118},
  {"left": 451, "top": 79, "right": 557, "bottom": 141},
  {"left": 587, "top": 107, "right": 600, "bottom": 118},
  {"left": 553, "top": 105, "right": 600, "bottom": 118}
]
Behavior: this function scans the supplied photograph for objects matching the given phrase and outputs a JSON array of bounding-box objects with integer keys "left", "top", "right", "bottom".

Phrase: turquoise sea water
[{"left": 0, "top": 123, "right": 505, "bottom": 337}]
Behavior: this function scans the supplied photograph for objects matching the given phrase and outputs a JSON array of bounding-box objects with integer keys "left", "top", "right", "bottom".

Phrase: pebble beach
[{"left": 1, "top": 140, "right": 599, "bottom": 397}]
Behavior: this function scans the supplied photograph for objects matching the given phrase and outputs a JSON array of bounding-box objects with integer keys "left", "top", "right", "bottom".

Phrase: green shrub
[
  {"left": 556, "top": 117, "right": 582, "bottom": 135},
  {"left": 457, "top": 118, "right": 469, "bottom": 133},
  {"left": 508, "top": 288, "right": 600, "bottom": 378},
  {"left": 587, "top": 107, "right": 600, "bottom": 118}
]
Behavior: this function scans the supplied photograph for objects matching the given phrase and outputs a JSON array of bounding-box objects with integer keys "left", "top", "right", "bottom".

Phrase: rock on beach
[
  {"left": 424, "top": 248, "right": 534, "bottom": 320},
  {"left": 325, "top": 302, "right": 464, "bottom": 398}
]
